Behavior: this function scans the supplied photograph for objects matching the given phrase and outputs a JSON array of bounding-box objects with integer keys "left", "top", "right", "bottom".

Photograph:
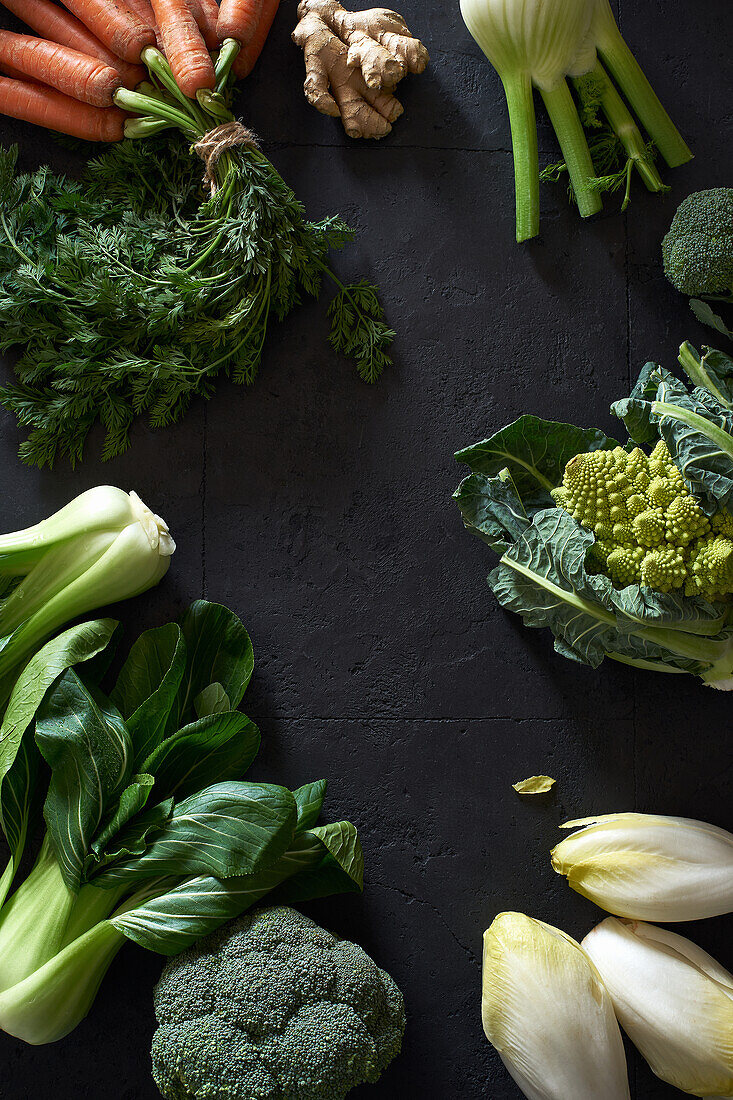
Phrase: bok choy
[{"left": 0, "top": 601, "right": 363, "bottom": 1045}]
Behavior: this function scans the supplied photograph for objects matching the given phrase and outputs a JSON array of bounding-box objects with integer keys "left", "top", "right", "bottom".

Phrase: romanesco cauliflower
[{"left": 551, "top": 441, "right": 733, "bottom": 599}]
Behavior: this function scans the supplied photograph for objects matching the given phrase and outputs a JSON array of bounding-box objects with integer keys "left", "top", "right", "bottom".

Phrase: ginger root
[{"left": 292, "top": 0, "right": 428, "bottom": 139}]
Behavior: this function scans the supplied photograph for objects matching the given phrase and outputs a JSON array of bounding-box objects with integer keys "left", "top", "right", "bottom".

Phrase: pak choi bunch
[
  {"left": 453, "top": 342, "right": 733, "bottom": 687},
  {"left": 0, "top": 601, "right": 363, "bottom": 1045},
  {"left": 459, "top": 0, "right": 692, "bottom": 240}
]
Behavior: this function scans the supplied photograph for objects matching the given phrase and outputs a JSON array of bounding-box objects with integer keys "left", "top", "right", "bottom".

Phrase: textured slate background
[{"left": 0, "top": 0, "right": 732, "bottom": 1097}]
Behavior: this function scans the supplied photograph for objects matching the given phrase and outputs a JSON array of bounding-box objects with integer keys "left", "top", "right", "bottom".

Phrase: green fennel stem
[
  {"left": 579, "top": 62, "right": 666, "bottom": 194},
  {"left": 593, "top": 0, "right": 692, "bottom": 168},
  {"left": 501, "top": 72, "right": 540, "bottom": 242},
  {"left": 540, "top": 80, "right": 602, "bottom": 220}
]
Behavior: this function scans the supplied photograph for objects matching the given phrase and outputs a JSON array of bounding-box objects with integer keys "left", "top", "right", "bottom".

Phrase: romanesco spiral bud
[
  {"left": 553, "top": 441, "right": 733, "bottom": 599},
  {"left": 640, "top": 547, "right": 687, "bottom": 591},
  {"left": 632, "top": 509, "right": 666, "bottom": 548},
  {"left": 666, "top": 496, "right": 710, "bottom": 545}
]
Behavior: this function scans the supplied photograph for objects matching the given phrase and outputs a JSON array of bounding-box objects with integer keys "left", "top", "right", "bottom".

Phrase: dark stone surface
[{"left": 0, "top": 1, "right": 731, "bottom": 1097}]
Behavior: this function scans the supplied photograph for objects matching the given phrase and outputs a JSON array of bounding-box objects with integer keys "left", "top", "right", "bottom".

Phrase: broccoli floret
[
  {"left": 662, "top": 189, "right": 733, "bottom": 298},
  {"left": 150, "top": 906, "right": 406, "bottom": 1100},
  {"left": 552, "top": 441, "right": 733, "bottom": 598}
]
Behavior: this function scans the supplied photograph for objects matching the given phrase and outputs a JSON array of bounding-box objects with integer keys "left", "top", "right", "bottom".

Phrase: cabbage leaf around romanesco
[{"left": 454, "top": 343, "right": 733, "bottom": 688}]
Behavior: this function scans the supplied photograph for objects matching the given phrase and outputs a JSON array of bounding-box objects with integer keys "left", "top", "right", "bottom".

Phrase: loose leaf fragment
[{"left": 513, "top": 775, "right": 556, "bottom": 795}]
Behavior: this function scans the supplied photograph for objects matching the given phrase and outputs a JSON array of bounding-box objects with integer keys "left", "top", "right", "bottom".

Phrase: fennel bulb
[
  {"left": 482, "top": 912, "right": 630, "bottom": 1100},
  {"left": 460, "top": 0, "right": 691, "bottom": 240},
  {"left": 584, "top": 918, "right": 733, "bottom": 1098},
  {"left": 552, "top": 813, "right": 733, "bottom": 921}
]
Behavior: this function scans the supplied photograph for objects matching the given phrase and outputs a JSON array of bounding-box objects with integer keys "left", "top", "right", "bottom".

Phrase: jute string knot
[{"left": 193, "top": 122, "right": 260, "bottom": 192}]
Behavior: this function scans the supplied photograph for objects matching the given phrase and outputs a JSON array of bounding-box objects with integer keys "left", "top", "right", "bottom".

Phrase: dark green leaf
[
  {"left": 454, "top": 469, "right": 535, "bottom": 553},
  {"left": 679, "top": 343, "right": 733, "bottom": 409},
  {"left": 89, "top": 797, "right": 174, "bottom": 878},
  {"left": 111, "top": 623, "right": 186, "bottom": 768},
  {"left": 169, "top": 602, "right": 253, "bottom": 729},
  {"left": 0, "top": 619, "right": 117, "bottom": 790},
  {"left": 110, "top": 821, "right": 361, "bottom": 955},
  {"left": 455, "top": 416, "right": 620, "bottom": 497},
  {"left": 90, "top": 773, "right": 155, "bottom": 859},
  {"left": 36, "top": 670, "right": 133, "bottom": 890},
  {"left": 194, "top": 682, "right": 230, "bottom": 717},
  {"left": 691, "top": 299, "right": 733, "bottom": 341},
  {"left": 141, "top": 712, "right": 260, "bottom": 800},
  {"left": 98, "top": 781, "right": 297, "bottom": 883},
  {"left": 293, "top": 780, "right": 327, "bottom": 830},
  {"left": 0, "top": 734, "right": 40, "bottom": 877}
]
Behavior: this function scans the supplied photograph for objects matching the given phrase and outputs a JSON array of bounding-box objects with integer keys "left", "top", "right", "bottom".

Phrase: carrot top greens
[{"left": 0, "top": 47, "right": 393, "bottom": 468}]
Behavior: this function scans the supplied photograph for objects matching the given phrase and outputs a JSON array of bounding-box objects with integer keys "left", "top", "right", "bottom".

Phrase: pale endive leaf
[
  {"left": 583, "top": 918, "right": 733, "bottom": 1098},
  {"left": 552, "top": 813, "right": 733, "bottom": 920},
  {"left": 513, "top": 775, "right": 555, "bottom": 794},
  {"left": 482, "top": 912, "right": 630, "bottom": 1100}
]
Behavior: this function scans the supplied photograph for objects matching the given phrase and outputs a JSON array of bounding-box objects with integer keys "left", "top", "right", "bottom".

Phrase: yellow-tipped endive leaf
[
  {"left": 552, "top": 813, "right": 733, "bottom": 921},
  {"left": 583, "top": 919, "right": 733, "bottom": 1098},
  {"left": 482, "top": 912, "right": 630, "bottom": 1100},
  {"left": 513, "top": 776, "right": 556, "bottom": 794}
]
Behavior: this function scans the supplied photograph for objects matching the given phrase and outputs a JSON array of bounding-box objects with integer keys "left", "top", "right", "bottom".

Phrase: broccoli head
[
  {"left": 551, "top": 441, "right": 733, "bottom": 599},
  {"left": 662, "top": 188, "right": 733, "bottom": 298},
  {"left": 150, "top": 906, "right": 406, "bottom": 1100}
]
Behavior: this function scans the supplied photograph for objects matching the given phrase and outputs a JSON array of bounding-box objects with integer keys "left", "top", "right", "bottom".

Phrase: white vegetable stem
[{"left": 0, "top": 487, "right": 175, "bottom": 691}]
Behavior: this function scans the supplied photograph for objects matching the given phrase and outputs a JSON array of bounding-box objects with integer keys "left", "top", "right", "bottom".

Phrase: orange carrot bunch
[{"left": 0, "top": 0, "right": 281, "bottom": 140}]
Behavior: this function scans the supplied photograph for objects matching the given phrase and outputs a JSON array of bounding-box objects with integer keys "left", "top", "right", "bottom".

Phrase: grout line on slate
[{"left": 247, "top": 715, "right": 595, "bottom": 723}]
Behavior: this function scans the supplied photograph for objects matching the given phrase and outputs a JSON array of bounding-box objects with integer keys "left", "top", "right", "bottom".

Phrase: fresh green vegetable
[
  {"left": 459, "top": 0, "right": 691, "bottom": 241},
  {"left": 0, "top": 486, "right": 173, "bottom": 703},
  {"left": 0, "top": 602, "right": 363, "bottom": 1045},
  {"left": 151, "top": 905, "right": 405, "bottom": 1100},
  {"left": 453, "top": 342, "right": 733, "bottom": 687},
  {"left": 0, "top": 46, "right": 393, "bottom": 469},
  {"left": 662, "top": 189, "right": 733, "bottom": 340}
]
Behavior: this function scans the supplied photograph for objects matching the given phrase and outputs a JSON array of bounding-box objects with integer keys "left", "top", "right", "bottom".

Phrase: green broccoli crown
[
  {"left": 551, "top": 441, "right": 733, "bottom": 599},
  {"left": 662, "top": 188, "right": 733, "bottom": 297},
  {"left": 151, "top": 906, "right": 406, "bottom": 1100}
]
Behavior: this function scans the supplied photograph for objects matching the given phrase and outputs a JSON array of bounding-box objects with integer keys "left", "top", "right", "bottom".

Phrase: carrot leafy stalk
[{"left": 0, "top": 45, "right": 393, "bottom": 468}]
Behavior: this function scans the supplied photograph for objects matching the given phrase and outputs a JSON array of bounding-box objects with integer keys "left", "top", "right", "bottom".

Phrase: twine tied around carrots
[{"left": 193, "top": 121, "right": 260, "bottom": 191}]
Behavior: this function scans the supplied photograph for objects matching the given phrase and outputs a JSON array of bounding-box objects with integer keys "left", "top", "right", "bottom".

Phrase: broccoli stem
[
  {"left": 577, "top": 62, "right": 667, "bottom": 195},
  {"left": 501, "top": 72, "right": 540, "bottom": 242},
  {"left": 540, "top": 80, "right": 602, "bottom": 220},
  {"left": 593, "top": 0, "right": 692, "bottom": 168},
  {"left": 0, "top": 919, "right": 125, "bottom": 1045}
]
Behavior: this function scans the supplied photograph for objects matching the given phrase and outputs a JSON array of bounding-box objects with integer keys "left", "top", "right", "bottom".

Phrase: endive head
[
  {"left": 459, "top": 0, "right": 597, "bottom": 91},
  {"left": 482, "top": 912, "right": 630, "bottom": 1100},
  {"left": 583, "top": 918, "right": 733, "bottom": 1098},
  {"left": 551, "top": 813, "right": 733, "bottom": 921}
]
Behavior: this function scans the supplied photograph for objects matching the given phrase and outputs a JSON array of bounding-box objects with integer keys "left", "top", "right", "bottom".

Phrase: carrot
[
  {"left": 0, "top": 0, "right": 145, "bottom": 86},
  {"left": 188, "top": 0, "right": 219, "bottom": 49},
  {"left": 0, "top": 31, "right": 123, "bottom": 106},
  {"left": 59, "top": 0, "right": 156, "bottom": 62},
  {"left": 232, "top": 0, "right": 278, "bottom": 78},
  {"left": 0, "top": 74, "right": 125, "bottom": 139},
  {"left": 217, "top": 0, "right": 263, "bottom": 46},
  {"left": 122, "top": 0, "right": 165, "bottom": 48},
  {"left": 150, "top": 0, "right": 215, "bottom": 97}
]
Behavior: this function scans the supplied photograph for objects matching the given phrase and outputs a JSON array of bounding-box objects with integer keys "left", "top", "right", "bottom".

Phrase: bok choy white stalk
[
  {"left": 0, "top": 486, "right": 175, "bottom": 699},
  {"left": 460, "top": 0, "right": 692, "bottom": 240}
]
